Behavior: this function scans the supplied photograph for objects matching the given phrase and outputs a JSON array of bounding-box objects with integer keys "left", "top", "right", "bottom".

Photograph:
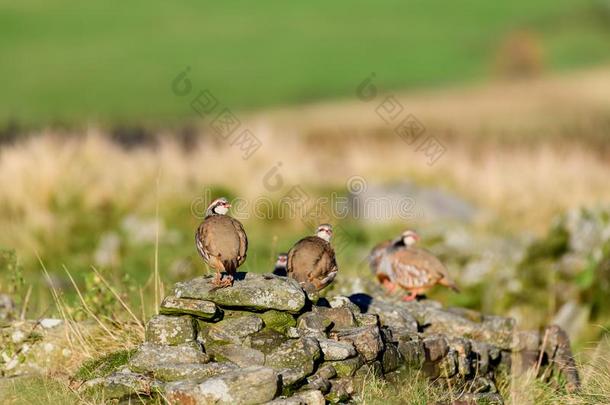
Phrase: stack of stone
[{"left": 80, "top": 273, "right": 579, "bottom": 404}]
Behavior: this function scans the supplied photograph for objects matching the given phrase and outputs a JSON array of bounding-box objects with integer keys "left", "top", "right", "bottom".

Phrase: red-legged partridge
[
  {"left": 378, "top": 230, "right": 459, "bottom": 300},
  {"left": 195, "top": 197, "right": 248, "bottom": 288},
  {"left": 287, "top": 224, "right": 338, "bottom": 292},
  {"left": 273, "top": 253, "right": 288, "bottom": 276}
]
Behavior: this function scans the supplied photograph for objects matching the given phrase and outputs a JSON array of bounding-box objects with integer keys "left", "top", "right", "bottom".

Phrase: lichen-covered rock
[
  {"left": 260, "top": 310, "right": 296, "bottom": 334},
  {"left": 458, "top": 392, "right": 504, "bottom": 405},
  {"left": 381, "top": 342, "right": 403, "bottom": 373},
  {"left": 367, "top": 299, "right": 419, "bottom": 334},
  {"left": 330, "top": 326, "right": 383, "bottom": 362},
  {"left": 302, "top": 364, "right": 336, "bottom": 393},
  {"left": 447, "top": 337, "right": 472, "bottom": 376},
  {"left": 129, "top": 342, "right": 209, "bottom": 373},
  {"left": 165, "top": 366, "right": 279, "bottom": 405},
  {"left": 248, "top": 329, "right": 289, "bottom": 354},
  {"left": 325, "top": 355, "right": 364, "bottom": 377},
  {"left": 265, "top": 390, "right": 325, "bottom": 405},
  {"left": 354, "top": 313, "right": 379, "bottom": 327},
  {"left": 174, "top": 274, "right": 306, "bottom": 313},
  {"left": 422, "top": 335, "right": 449, "bottom": 362},
  {"left": 313, "top": 306, "right": 356, "bottom": 329},
  {"left": 317, "top": 338, "right": 357, "bottom": 361},
  {"left": 328, "top": 296, "right": 361, "bottom": 314},
  {"left": 81, "top": 371, "right": 154, "bottom": 399},
  {"left": 326, "top": 378, "right": 354, "bottom": 404},
  {"left": 207, "top": 343, "right": 266, "bottom": 367},
  {"left": 297, "top": 313, "right": 332, "bottom": 338},
  {"left": 152, "top": 362, "right": 238, "bottom": 382},
  {"left": 160, "top": 295, "right": 221, "bottom": 321},
  {"left": 401, "top": 300, "right": 515, "bottom": 349},
  {"left": 145, "top": 315, "right": 197, "bottom": 346},
  {"left": 206, "top": 314, "right": 264, "bottom": 344},
  {"left": 396, "top": 335, "right": 425, "bottom": 367},
  {"left": 265, "top": 337, "right": 321, "bottom": 385}
]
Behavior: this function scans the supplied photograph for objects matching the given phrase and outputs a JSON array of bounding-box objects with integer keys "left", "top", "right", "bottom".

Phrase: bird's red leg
[
  {"left": 210, "top": 256, "right": 226, "bottom": 287},
  {"left": 220, "top": 273, "right": 234, "bottom": 287},
  {"left": 402, "top": 292, "right": 417, "bottom": 302},
  {"left": 211, "top": 270, "right": 224, "bottom": 287}
]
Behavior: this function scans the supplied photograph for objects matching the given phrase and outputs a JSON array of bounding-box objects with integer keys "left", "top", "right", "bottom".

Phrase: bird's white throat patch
[
  {"left": 214, "top": 205, "right": 229, "bottom": 215},
  {"left": 317, "top": 230, "right": 331, "bottom": 242}
]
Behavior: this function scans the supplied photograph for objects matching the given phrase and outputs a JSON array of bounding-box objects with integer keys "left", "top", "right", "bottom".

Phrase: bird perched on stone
[
  {"left": 273, "top": 253, "right": 288, "bottom": 276},
  {"left": 287, "top": 224, "right": 338, "bottom": 292},
  {"left": 195, "top": 197, "right": 248, "bottom": 288},
  {"left": 368, "top": 233, "right": 404, "bottom": 292},
  {"left": 377, "top": 230, "right": 459, "bottom": 301}
]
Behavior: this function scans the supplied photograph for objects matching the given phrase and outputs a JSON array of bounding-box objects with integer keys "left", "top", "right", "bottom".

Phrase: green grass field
[{"left": 1, "top": 0, "right": 610, "bottom": 127}]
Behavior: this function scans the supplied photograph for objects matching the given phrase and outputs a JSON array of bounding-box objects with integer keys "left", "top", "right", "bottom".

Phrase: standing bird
[
  {"left": 195, "top": 197, "right": 248, "bottom": 288},
  {"left": 378, "top": 230, "right": 459, "bottom": 301},
  {"left": 368, "top": 233, "right": 404, "bottom": 292},
  {"left": 287, "top": 224, "right": 338, "bottom": 292},
  {"left": 273, "top": 253, "right": 288, "bottom": 276}
]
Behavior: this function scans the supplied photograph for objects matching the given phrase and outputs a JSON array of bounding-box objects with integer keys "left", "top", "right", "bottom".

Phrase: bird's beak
[{"left": 225, "top": 203, "right": 232, "bottom": 208}]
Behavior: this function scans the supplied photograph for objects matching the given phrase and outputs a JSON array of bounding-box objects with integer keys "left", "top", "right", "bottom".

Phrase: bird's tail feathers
[
  {"left": 222, "top": 259, "right": 239, "bottom": 275},
  {"left": 440, "top": 278, "right": 460, "bottom": 293}
]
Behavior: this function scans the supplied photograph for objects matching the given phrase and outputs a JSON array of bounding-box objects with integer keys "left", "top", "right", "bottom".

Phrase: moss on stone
[
  {"left": 74, "top": 349, "right": 137, "bottom": 381},
  {"left": 260, "top": 310, "right": 296, "bottom": 334}
]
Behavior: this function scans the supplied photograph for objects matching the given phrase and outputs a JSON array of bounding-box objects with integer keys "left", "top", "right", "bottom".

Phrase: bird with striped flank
[{"left": 376, "top": 230, "right": 459, "bottom": 301}]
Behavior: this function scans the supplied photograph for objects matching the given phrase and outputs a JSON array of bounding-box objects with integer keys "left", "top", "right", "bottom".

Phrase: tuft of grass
[
  {"left": 73, "top": 349, "right": 137, "bottom": 382},
  {"left": 0, "top": 376, "right": 81, "bottom": 405}
]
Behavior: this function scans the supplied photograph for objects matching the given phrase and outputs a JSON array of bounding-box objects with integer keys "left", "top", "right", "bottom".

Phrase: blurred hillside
[{"left": 2, "top": 0, "right": 610, "bottom": 128}]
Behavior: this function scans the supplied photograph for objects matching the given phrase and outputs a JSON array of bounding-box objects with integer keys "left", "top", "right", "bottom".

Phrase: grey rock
[
  {"left": 286, "top": 327, "right": 301, "bottom": 338},
  {"left": 325, "top": 355, "right": 364, "bottom": 377},
  {"left": 152, "top": 362, "right": 238, "bottom": 382},
  {"left": 318, "top": 338, "right": 357, "bottom": 361},
  {"left": 207, "top": 343, "right": 266, "bottom": 367},
  {"left": 165, "top": 366, "right": 279, "bottom": 405},
  {"left": 248, "top": 329, "right": 289, "bottom": 355},
  {"left": 401, "top": 301, "right": 515, "bottom": 349},
  {"left": 145, "top": 315, "right": 197, "bottom": 346},
  {"left": 129, "top": 342, "right": 208, "bottom": 373},
  {"left": 328, "top": 296, "right": 361, "bottom": 314},
  {"left": 297, "top": 313, "right": 332, "bottom": 337},
  {"left": 447, "top": 337, "right": 472, "bottom": 375},
  {"left": 303, "top": 364, "right": 336, "bottom": 393},
  {"left": 458, "top": 392, "right": 504, "bottom": 405},
  {"left": 174, "top": 273, "right": 306, "bottom": 313},
  {"left": 207, "top": 314, "right": 263, "bottom": 344},
  {"left": 367, "top": 299, "right": 418, "bottom": 333},
  {"left": 330, "top": 326, "right": 384, "bottom": 362},
  {"left": 260, "top": 310, "right": 296, "bottom": 334},
  {"left": 326, "top": 378, "right": 354, "bottom": 404},
  {"left": 354, "top": 313, "right": 379, "bottom": 327},
  {"left": 397, "top": 335, "right": 425, "bottom": 367},
  {"left": 437, "top": 349, "right": 458, "bottom": 378},
  {"left": 313, "top": 306, "right": 356, "bottom": 329},
  {"left": 160, "top": 295, "right": 221, "bottom": 321},
  {"left": 381, "top": 343, "right": 402, "bottom": 373},
  {"left": 266, "top": 337, "right": 321, "bottom": 385},
  {"left": 265, "top": 390, "right": 325, "bottom": 405},
  {"left": 423, "top": 336, "right": 449, "bottom": 362},
  {"left": 81, "top": 371, "right": 153, "bottom": 399}
]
